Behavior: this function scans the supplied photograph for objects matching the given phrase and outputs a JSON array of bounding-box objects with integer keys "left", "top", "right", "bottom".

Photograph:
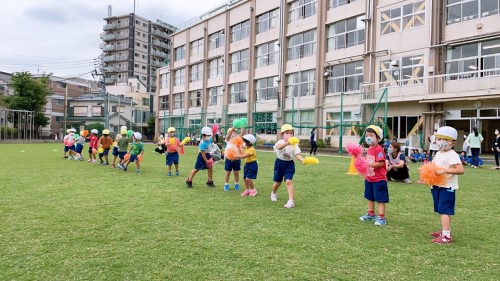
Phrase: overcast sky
[{"left": 0, "top": 0, "right": 228, "bottom": 79}]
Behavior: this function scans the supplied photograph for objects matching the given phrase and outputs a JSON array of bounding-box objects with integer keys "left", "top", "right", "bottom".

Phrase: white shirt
[
  {"left": 273, "top": 139, "right": 301, "bottom": 161},
  {"left": 432, "top": 150, "right": 462, "bottom": 190}
]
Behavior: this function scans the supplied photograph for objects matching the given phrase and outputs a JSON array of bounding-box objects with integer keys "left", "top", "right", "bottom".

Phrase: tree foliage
[
  {"left": 34, "top": 112, "right": 50, "bottom": 129},
  {"left": 147, "top": 115, "right": 155, "bottom": 136},
  {"left": 5, "top": 72, "right": 52, "bottom": 112}
]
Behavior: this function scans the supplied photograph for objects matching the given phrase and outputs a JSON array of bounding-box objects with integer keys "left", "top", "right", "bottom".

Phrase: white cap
[
  {"left": 69, "top": 128, "right": 76, "bottom": 133},
  {"left": 120, "top": 125, "right": 127, "bottom": 131},
  {"left": 91, "top": 129, "right": 98, "bottom": 134},
  {"left": 201, "top": 126, "right": 212, "bottom": 136},
  {"left": 435, "top": 126, "right": 457, "bottom": 141},
  {"left": 133, "top": 132, "right": 142, "bottom": 140},
  {"left": 242, "top": 134, "right": 256, "bottom": 145}
]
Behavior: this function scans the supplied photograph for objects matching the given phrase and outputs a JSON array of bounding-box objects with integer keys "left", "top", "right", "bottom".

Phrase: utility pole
[{"left": 63, "top": 84, "right": 68, "bottom": 131}]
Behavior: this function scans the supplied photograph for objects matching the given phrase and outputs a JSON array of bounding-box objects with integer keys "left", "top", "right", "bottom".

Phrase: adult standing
[
  {"left": 386, "top": 142, "right": 412, "bottom": 184},
  {"left": 492, "top": 128, "right": 500, "bottom": 169},
  {"left": 466, "top": 127, "right": 484, "bottom": 168},
  {"left": 428, "top": 130, "right": 440, "bottom": 161},
  {"left": 309, "top": 127, "right": 318, "bottom": 156}
]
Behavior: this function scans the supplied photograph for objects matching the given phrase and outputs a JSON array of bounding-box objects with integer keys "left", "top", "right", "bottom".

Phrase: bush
[
  {"left": 324, "top": 137, "right": 331, "bottom": 147},
  {"left": 317, "top": 139, "right": 326, "bottom": 148},
  {"left": 0, "top": 126, "right": 18, "bottom": 135}
]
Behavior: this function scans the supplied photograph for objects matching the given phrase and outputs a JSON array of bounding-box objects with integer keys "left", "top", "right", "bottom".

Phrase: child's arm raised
[{"left": 275, "top": 141, "right": 290, "bottom": 150}]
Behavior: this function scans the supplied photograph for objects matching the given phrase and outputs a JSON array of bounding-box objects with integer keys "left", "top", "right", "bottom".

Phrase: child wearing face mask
[
  {"left": 65, "top": 128, "right": 77, "bottom": 160},
  {"left": 491, "top": 129, "right": 500, "bottom": 169},
  {"left": 429, "top": 126, "right": 465, "bottom": 244},
  {"left": 223, "top": 127, "right": 245, "bottom": 191},
  {"left": 359, "top": 125, "right": 389, "bottom": 226},
  {"left": 271, "top": 124, "right": 305, "bottom": 209},
  {"left": 234, "top": 134, "right": 258, "bottom": 197},
  {"left": 186, "top": 127, "right": 215, "bottom": 188},
  {"left": 165, "top": 127, "right": 183, "bottom": 177}
]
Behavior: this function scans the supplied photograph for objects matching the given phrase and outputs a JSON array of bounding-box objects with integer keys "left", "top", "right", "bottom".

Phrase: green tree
[
  {"left": 6, "top": 72, "right": 51, "bottom": 113},
  {"left": 147, "top": 115, "right": 155, "bottom": 136},
  {"left": 86, "top": 123, "right": 104, "bottom": 134},
  {"left": 34, "top": 112, "right": 50, "bottom": 130}
]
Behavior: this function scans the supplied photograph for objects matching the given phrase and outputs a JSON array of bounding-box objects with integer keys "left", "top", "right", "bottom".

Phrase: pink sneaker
[
  {"left": 241, "top": 190, "right": 251, "bottom": 196},
  {"left": 432, "top": 234, "right": 453, "bottom": 244},
  {"left": 249, "top": 189, "right": 257, "bottom": 197},
  {"left": 430, "top": 230, "right": 442, "bottom": 237}
]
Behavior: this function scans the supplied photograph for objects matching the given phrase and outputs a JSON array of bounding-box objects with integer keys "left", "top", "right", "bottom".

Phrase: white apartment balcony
[
  {"left": 103, "top": 22, "right": 128, "bottom": 31},
  {"left": 151, "top": 50, "right": 168, "bottom": 58},
  {"left": 152, "top": 40, "right": 169, "bottom": 49},
  {"left": 102, "top": 33, "right": 129, "bottom": 41},
  {"left": 103, "top": 55, "right": 115, "bottom": 62},
  {"left": 103, "top": 45, "right": 116, "bottom": 52},
  {"left": 116, "top": 44, "right": 129, "bottom": 51},
  {"left": 105, "top": 77, "right": 116, "bottom": 83},
  {"left": 152, "top": 30, "right": 169, "bottom": 39},
  {"left": 360, "top": 70, "right": 500, "bottom": 103},
  {"left": 102, "top": 66, "right": 115, "bottom": 72},
  {"left": 151, "top": 61, "right": 167, "bottom": 68},
  {"left": 116, "top": 77, "right": 128, "bottom": 83}
]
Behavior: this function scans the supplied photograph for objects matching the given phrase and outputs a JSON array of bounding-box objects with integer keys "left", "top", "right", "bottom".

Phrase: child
[
  {"left": 121, "top": 132, "right": 144, "bottom": 173},
  {"left": 359, "top": 125, "right": 389, "bottom": 226},
  {"left": 111, "top": 126, "right": 127, "bottom": 168},
  {"left": 62, "top": 129, "right": 70, "bottom": 158},
  {"left": 186, "top": 127, "right": 215, "bottom": 188},
  {"left": 409, "top": 149, "right": 417, "bottom": 163},
  {"left": 234, "top": 134, "right": 258, "bottom": 197},
  {"left": 459, "top": 151, "right": 468, "bottom": 166},
  {"left": 421, "top": 150, "right": 428, "bottom": 163},
  {"left": 65, "top": 128, "right": 77, "bottom": 160},
  {"left": 116, "top": 129, "right": 130, "bottom": 169},
  {"left": 271, "top": 124, "right": 305, "bottom": 208},
  {"left": 429, "top": 126, "right": 464, "bottom": 244},
  {"left": 75, "top": 131, "right": 86, "bottom": 161},
  {"left": 98, "top": 129, "right": 113, "bottom": 165},
  {"left": 165, "top": 127, "right": 183, "bottom": 177},
  {"left": 223, "top": 127, "right": 245, "bottom": 191},
  {"left": 87, "top": 129, "right": 99, "bottom": 163}
]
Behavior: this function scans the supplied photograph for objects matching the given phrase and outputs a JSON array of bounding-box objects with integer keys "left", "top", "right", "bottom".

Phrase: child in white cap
[
  {"left": 121, "top": 132, "right": 144, "bottom": 173},
  {"left": 429, "top": 126, "right": 464, "bottom": 244},
  {"left": 234, "top": 134, "right": 258, "bottom": 197}
]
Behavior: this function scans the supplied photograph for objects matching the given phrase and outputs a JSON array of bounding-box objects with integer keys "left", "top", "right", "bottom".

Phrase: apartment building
[
  {"left": 156, "top": 0, "right": 500, "bottom": 150},
  {"left": 100, "top": 13, "right": 176, "bottom": 94}
]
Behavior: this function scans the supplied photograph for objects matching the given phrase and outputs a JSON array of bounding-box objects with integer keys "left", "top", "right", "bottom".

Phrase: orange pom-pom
[
  {"left": 231, "top": 136, "right": 243, "bottom": 148},
  {"left": 124, "top": 153, "right": 131, "bottom": 160},
  {"left": 418, "top": 163, "right": 448, "bottom": 186},
  {"left": 226, "top": 148, "right": 236, "bottom": 160},
  {"left": 92, "top": 148, "right": 97, "bottom": 154},
  {"left": 137, "top": 155, "right": 143, "bottom": 162}
]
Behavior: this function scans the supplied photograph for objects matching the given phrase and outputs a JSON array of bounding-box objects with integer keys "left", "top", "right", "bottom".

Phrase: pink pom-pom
[
  {"left": 418, "top": 163, "right": 448, "bottom": 186},
  {"left": 206, "top": 158, "right": 214, "bottom": 169},
  {"left": 347, "top": 144, "right": 363, "bottom": 157},
  {"left": 354, "top": 157, "right": 370, "bottom": 175},
  {"left": 212, "top": 124, "right": 219, "bottom": 134}
]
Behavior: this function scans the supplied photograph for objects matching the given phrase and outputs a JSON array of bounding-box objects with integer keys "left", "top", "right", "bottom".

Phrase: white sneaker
[
  {"left": 270, "top": 192, "right": 278, "bottom": 202},
  {"left": 87, "top": 159, "right": 92, "bottom": 162},
  {"left": 404, "top": 178, "right": 412, "bottom": 184},
  {"left": 284, "top": 200, "right": 295, "bottom": 208}
]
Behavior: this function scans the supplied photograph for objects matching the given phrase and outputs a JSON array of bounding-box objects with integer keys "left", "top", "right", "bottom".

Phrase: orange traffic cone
[{"left": 346, "top": 157, "right": 359, "bottom": 175}]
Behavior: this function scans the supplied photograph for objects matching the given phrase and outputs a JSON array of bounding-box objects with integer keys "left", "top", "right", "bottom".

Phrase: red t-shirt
[
  {"left": 89, "top": 135, "right": 98, "bottom": 149},
  {"left": 165, "top": 137, "right": 181, "bottom": 153},
  {"left": 365, "top": 144, "right": 387, "bottom": 182}
]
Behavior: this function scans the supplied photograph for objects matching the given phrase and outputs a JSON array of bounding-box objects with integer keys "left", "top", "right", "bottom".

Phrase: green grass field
[{"left": 0, "top": 143, "right": 498, "bottom": 280}]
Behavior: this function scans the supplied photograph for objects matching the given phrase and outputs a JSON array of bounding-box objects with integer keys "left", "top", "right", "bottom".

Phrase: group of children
[
  {"left": 360, "top": 125, "right": 464, "bottom": 244},
  {"left": 62, "top": 126, "right": 145, "bottom": 173},
  {"left": 409, "top": 149, "right": 429, "bottom": 163}
]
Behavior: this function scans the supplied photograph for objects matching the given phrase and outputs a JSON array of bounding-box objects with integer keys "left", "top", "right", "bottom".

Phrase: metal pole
[
  {"left": 253, "top": 100, "right": 256, "bottom": 136},
  {"left": 339, "top": 92, "right": 344, "bottom": 155},
  {"left": 291, "top": 97, "right": 294, "bottom": 126},
  {"left": 384, "top": 88, "right": 388, "bottom": 138},
  {"left": 163, "top": 110, "right": 166, "bottom": 133},
  {"left": 64, "top": 85, "right": 68, "bottom": 131}
]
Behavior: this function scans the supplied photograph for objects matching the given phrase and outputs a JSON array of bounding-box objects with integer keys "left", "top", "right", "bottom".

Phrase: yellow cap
[
  {"left": 102, "top": 129, "right": 110, "bottom": 135},
  {"left": 120, "top": 129, "right": 127, "bottom": 135},
  {"left": 167, "top": 127, "right": 176, "bottom": 133},
  {"left": 281, "top": 124, "right": 293, "bottom": 133},
  {"left": 366, "top": 125, "right": 383, "bottom": 139}
]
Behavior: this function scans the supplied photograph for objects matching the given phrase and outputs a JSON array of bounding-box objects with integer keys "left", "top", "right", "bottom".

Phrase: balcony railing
[
  {"left": 152, "top": 30, "right": 169, "bottom": 39},
  {"left": 102, "top": 55, "right": 115, "bottom": 62},
  {"left": 151, "top": 61, "right": 167, "bottom": 68},
  {"left": 103, "top": 22, "right": 129, "bottom": 31},
  {"left": 102, "top": 33, "right": 129, "bottom": 41},
  {"left": 115, "top": 44, "right": 129, "bottom": 51},
  {"left": 152, "top": 40, "right": 169, "bottom": 49},
  {"left": 102, "top": 45, "right": 116, "bottom": 52},
  {"left": 360, "top": 69, "right": 500, "bottom": 103},
  {"left": 151, "top": 50, "right": 168, "bottom": 58}
]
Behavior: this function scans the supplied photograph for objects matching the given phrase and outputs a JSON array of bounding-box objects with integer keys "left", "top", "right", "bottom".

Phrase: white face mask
[
  {"left": 495, "top": 130, "right": 499, "bottom": 135},
  {"left": 365, "top": 137, "right": 374, "bottom": 145},
  {"left": 438, "top": 140, "right": 452, "bottom": 151},
  {"left": 203, "top": 136, "right": 211, "bottom": 141}
]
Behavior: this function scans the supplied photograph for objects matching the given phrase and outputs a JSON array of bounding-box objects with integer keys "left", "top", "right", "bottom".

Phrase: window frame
[
  {"left": 256, "top": 41, "right": 279, "bottom": 68},
  {"left": 173, "top": 93, "right": 184, "bottom": 109},
  {"left": 286, "top": 70, "right": 316, "bottom": 97},
  {"left": 230, "top": 49, "right": 249, "bottom": 73},
  {"left": 255, "top": 76, "right": 279, "bottom": 101},
  {"left": 229, "top": 82, "right": 248, "bottom": 104},
  {"left": 288, "top": 0, "right": 317, "bottom": 22},
  {"left": 189, "top": 90, "right": 202, "bottom": 108},
  {"left": 209, "top": 31, "right": 225, "bottom": 50},
  {"left": 327, "top": 15, "right": 365, "bottom": 51},
  {"left": 174, "top": 45, "right": 186, "bottom": 61},
  {"left": 190, "top": 63, "right": 204, "bottom": 82},
  {"left": 174, "top": 68, "right": 185, "bottom": 86},
  {"left": 231, "top": 20, "right": 250, "bottom": 42},
  {"left": 208, "top": 57, "right": 224, "bottom": 78},
  {"left": 190, "top": 38, "right": 204, "bottom": 57},
  {"left": 287, "top": 29, "right": 317, "bottom": 60},
  {"left": 326, "top": 60, "right": 364, "bottom": 94},
  {"left": 257, "top": 9, "right": 278, "bottom": 34}
]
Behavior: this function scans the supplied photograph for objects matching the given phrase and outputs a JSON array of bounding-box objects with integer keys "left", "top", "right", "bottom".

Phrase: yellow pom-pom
[
  {"left": 112, "top": 142, "right": 117, "bottom": 146},
  {"left": 180, "top": 136, "right": 191, "bottom": 146},
  {"left": 169, "top": 138, "right": 175, "bottom": 145},
  {"left": 303, "top": 156, "right": 319, "bottom": 165},
  {"left": 288, "top": 137, "right": 300, "bottom": 145}
]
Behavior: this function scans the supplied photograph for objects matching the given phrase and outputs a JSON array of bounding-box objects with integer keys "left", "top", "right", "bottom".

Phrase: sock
[
  {"left": 378, "top": 214, "right": 385, "bottom": 219},
  {"left": 225, "top": 182, "right": 228, "bottom": 185},
  {"left": 442, "top": 230, "right": 451, "bottom": 237},
  {"left": 367, "top": 211, "right": 375, "bottom": 216}
]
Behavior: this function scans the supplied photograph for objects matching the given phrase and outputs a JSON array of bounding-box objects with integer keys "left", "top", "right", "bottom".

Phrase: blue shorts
[
  {"left": 273, "top": 158, "right": 295, "bottom": 182},
  {"left": 65, "top": 145, "right": 75, "bottom": 152},
  {"left": 129, "top": 154, "right": 139, "bottom": 163},
  {"left": 431, "top": 186, "right": 456, "bottom": 215},
  {"left": 194, "top": 153, "right": 212, "bottom": 170},
  {"left": 112, "top": 147, "right": 119, "bottom": 156},
  {"left": 364, "top": 180, "right": 389, "bottom": 203},
  {"left": 244, "top": 161, "right": 258, "bottom": 179},
  {"left": 166, "top": 152, "right": 179, "bottom": 165},
  {"left": 98, "top": 148, "right": 110, "bottom": 157},
  {"left": 118, "top": 151, "right": 127, "bottom": 159},
  {"left": 224, "top": 158, "right": 241, "bottom": 171},
  {"left": 75, "top": 143, "right": 84, "bottom": 154},
  {"left": 88, "top": 147, "right": 95, "bottom": 154}
]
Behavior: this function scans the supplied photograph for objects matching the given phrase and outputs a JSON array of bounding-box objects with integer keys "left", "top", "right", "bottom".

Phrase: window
[
  {"left": 160, "top": 95, "right": 169, "bottom": 111},
  {"left": 445, "top": 39, "right": 500, "bottom": 78},
  {"left": 208, "top": 57, "right": 224, "bottom": 78},
  {"left": 256, "top": 41, "right": 279, "bottom": 68},
  {"left": 73, "top": 106, "right": 87, "bottom": 117},
  {"left": 257, "top": 9, "right": 278, "bottom": 34},
  {"left": 189, "top": 119, "right": 202, "bottom": 129},
  {"left": 174, "top": 68, "right": 185, "bottom": 86},
  {"left": 289, "top": 0, "right": 317, "bottom": 22},
  {"left": 136, "top": 42, "right": 140, "bottom": 47},
  {"left": 380, "top": 54, "right": 424, "bottom": 86},
  {"left": 143, "top": 23, "right": 147, "bottom": 27},
  {"left": 56, "top": 82, "right": 65, "bottom": 88},
  {"left": 326, "top": 61, "right": 363, "bottom": 93},
  {"left": 190, "top": 63, "right": 204, "bottom": 82},
  {"left": 380, "top": 7, "right": 401, "bottom": 35},
  {"left": 380, "top": 2, "right": 426, "bottom": 35},
  {"left": 173, "top": 93, "right": 184, "bottom": 109},
  {"left": 287, "top": 30, "right": 317, "bottom": 60},
  {"left": 327, "top": 16, "right": 365, "bottom": 51},
  {"left": 92, "top": 107, "right": 102, "bottom": 117},
  {"left": 255, "top": 76, "right": 278, "bottom": 101},
  {"left": 228, "top": 114, "right": 247, "bottom": 125},
  {"left": 326, "top": 111, "right": 355, "bottom": 135},
  {"left": 230, "top": 49, "right": 249, "bottom": 73},
  {"left": 255, "top": 112, "right": 277, "bottom": 134},
  {"left": 160, "top": 73, "right": 170, "bottom": 89},
  {"left": 189, "top": 90, "right": 202, "bottom": 108},
  {"left": 207, "top": 118, "right": 222, "bottom": 125},
  {"left": 286, "top": 70, "right": 315, "bottom": 97},
  {"left": 231, "top": 20, "right": 250, "bottom": 42},
  {"left": 446, "top": 0, "right": 478, "bottom": 24},
  {"left": 142, "top": 66, "right": 146, "bottom": 70},
  {"left": 208, "top": 86, "right": 222, "bottom": 106},
  {"left": 481, "top": 0, "right": 500, "bottom": 17},
  {"left": 329, "top": 0, "right": 357, "bottom": 9},
  {"left": 143, "top": 44, "right": 147, "bottom": 49},
  {"left": 55, "top": 116, "right": 63, "bottom": 122},
  {"left": 174, "top": 45, "right": 186, "bottom": 61},
  {"left": 190, "top": 38, "right": 204, "bottom": 56},
  {"left": 142, "top": 98, "right": 149, "bottom": 106},
  {"left": 385, "top": 116, "right": 421, "bottom": 139},
  {"left": 209, "top": 31, "right": 225, "bottom": 50},
  {"left": 285, "top": 110, "right": 314, "bottom": 135},
  {"left": 229, "top": 82, "right": 248, "bottom": 104}
]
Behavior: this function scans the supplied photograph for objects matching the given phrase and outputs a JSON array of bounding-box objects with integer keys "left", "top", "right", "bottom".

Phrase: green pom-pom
[
  {"left": 233, "top": 118, "right": 248, "bottom": 129},
  {"left": 74, "top": 134, "right": 79, "bottom": 139},
  {"left": 127, "top": 129, "right": 133, "bottom": 138},
  {"left": 239, "top": 118, "right": 248, "bottom": 127}
]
